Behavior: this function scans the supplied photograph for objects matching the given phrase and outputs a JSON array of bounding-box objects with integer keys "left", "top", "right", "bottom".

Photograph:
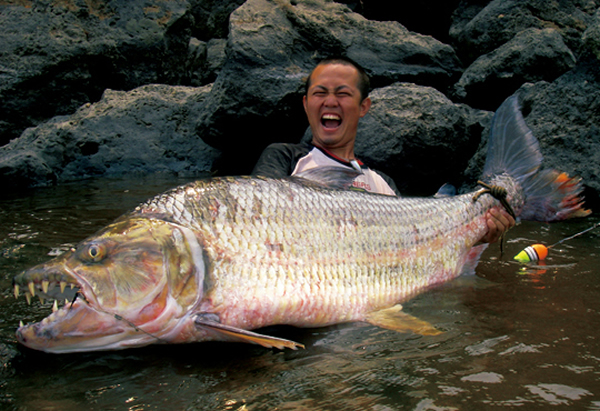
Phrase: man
[{"left": 252, "top": 57, "right": 514, "bottom": 243}]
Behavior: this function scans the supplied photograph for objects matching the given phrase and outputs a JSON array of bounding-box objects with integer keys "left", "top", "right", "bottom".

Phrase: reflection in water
[{"left": 0, "top": 176, "right": 599, "bottom": 410}]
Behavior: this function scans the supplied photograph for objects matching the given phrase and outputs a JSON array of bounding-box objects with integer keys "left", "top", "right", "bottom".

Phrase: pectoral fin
[
  {"left": 364, "top": 304, "right": 442, "bottom": 336},
  {"left": 194, "top": 315, "right": 305, "bottom": 350}
]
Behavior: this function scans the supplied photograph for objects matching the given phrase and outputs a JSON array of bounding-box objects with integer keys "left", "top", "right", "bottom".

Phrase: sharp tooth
[
  {"left": 25, "top": 293, "right": 31, "bottom": 305},
  {"left": 52, "top": 300, "right": 58, "bottom": 313},
  {"left": 14, "top": 285, "right": 19, "bottom": 299},
  {"left": 42, "top": 280, "right": 49, "bottom": 294},
  {"left": 38, "top": 296, "right": 45, "bottom": 305},
  {"left": 60, "top": 281, "right": 66, "bottom": 293},
  {"left": 28, "top": 282, "right": 35, "bottom": 297},
  {"left": 70, "top": 284, "right": 75, "bottom": 290},
  {"left": 19, "top": 321, "right": 24, "bottom": 327},
  {"left": 65, "top": 299, "right": 69, "bottom": 305}
]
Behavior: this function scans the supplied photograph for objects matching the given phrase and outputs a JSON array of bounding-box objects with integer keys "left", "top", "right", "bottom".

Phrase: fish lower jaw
[{"left": 17, "top": 298, "right": 89, "bottom": 331}]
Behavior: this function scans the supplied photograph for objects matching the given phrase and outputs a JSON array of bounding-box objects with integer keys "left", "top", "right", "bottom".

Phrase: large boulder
[
  {"left": 0, "top": 0, "right": 194, "bottom": 146},
  {"left": 0, "top": 84, "right": 220, "bottom": 188},
  {"left": 452, "top": 28, "right": 577, "bottom": 111},
  {"left": 450, "top": 0, "right": 599, "bottom": 63}
]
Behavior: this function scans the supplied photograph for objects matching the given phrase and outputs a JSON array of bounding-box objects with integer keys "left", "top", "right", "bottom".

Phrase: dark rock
[
  {"left": 582, "top": 8, "right": 600, "bottom": 60},
  {"left": 0, "top": 0, "right": 194, "bottom": 146},
  {"left": 0, "top": 84, "right": 221, "bottom": 188},
  {"left": 189, "top": 0, "right": 246, "bottom": 40},
  {"left": 338, "top": 0, "right": 462, "bottom": 44},
  {"left": 450, "top": 0, "right": 599, "bottom": 64},
  {"left": 452, "top": 28, "right": 576, "bottom": 111},
  {"left": 187, "top": 38, "right": 228, "bottom": 86},
  {"left": 356, "top": 83, "right": 491, "bottom": 196},
  {"left": 518, "top": 61, "right": 600, "bottom": 208}
]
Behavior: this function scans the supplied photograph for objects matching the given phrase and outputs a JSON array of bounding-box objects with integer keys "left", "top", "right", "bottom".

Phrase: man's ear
[
  {"left": 302, "top": 95, "right": 308, "bottom": 114},
  {"left": 359, "top": 97, "right": 372, "bottom": 117}
]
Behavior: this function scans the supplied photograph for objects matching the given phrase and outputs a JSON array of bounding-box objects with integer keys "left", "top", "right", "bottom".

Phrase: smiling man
[
  {"left": 252, "top": 56, "right": 398, "bottom": 196},
  {"left": 252, "top": 56, "right": 513, "bottom": 242}
]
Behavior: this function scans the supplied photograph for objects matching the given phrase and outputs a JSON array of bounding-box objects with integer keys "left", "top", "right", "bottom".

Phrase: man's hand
[{"left": 480, "top": 207, "right": 516, "bottom": 244}]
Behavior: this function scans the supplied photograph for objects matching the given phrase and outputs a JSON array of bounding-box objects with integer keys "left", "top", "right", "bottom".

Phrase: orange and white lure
[{"left": 514, "top": 222, "right": 600, "bottom": 262}]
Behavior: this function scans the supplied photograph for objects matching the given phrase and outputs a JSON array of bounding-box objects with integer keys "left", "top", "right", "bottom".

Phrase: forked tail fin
[{"left": 482, "top": 96, "right": 590, "bottom": 222}]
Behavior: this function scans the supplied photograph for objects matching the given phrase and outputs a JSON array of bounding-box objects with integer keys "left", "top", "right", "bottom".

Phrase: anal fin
[
  {"left": 364, "top": 304, "right": 442, "bottom": 336},
  {"left": 194, "top": 316, "right": 305, "bottom": 350}
]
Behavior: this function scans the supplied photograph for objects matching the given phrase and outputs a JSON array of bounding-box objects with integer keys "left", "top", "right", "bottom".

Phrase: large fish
[{"left": 12, "top": 96, "right": 589, "bottom": 353}]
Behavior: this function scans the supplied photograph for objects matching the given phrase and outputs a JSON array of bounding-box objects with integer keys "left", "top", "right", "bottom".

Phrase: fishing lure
[{"left": 514, "top": 222, "right": 600, "bottom": 262}]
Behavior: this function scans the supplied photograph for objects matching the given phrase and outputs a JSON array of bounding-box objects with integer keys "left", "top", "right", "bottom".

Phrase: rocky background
[{"left": 1, "top": 0, "right": 599, "bottom": 209}]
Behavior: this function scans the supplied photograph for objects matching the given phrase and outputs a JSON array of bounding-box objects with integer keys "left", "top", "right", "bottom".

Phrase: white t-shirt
[{"left": 291, "top": 147, "right": 396, "bottom": 196}]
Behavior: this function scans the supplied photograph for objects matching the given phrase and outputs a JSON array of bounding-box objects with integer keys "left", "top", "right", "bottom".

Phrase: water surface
[{"left": 0, "top": 176, "right": 599, "bottom": 410}]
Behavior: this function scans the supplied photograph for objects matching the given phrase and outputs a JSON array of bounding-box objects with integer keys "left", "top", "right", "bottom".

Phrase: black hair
[{"left": 305, "top": 56, "right": 370, "bottom": 102}]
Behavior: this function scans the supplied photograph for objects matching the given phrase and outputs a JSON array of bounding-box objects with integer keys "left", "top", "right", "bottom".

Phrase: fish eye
[{"left": 85, "top": 243, "right": 106, "bottom": 262}]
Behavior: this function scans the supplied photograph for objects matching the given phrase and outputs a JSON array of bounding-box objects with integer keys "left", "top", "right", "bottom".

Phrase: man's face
[{"left": 303, "top": 63, "right": 371, "bottom": 156}]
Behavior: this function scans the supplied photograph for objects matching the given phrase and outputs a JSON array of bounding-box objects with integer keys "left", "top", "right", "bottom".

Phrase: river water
[{"left": 0, "top": 176, "right": 599, "bottom": 410}]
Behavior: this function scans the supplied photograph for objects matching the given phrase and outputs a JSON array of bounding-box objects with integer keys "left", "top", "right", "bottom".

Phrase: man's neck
[{"left": 312, "top": 142, "right": 355, "bottom": 162}]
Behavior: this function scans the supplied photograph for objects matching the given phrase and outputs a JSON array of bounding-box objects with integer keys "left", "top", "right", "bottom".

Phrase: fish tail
[{"left": 481, "top": 96, "right": 590, "bottom": 222}]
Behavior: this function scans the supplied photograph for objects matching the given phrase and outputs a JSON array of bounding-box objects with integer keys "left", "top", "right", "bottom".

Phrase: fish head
[{"left": 13, "top": 217, "right": 203, "bottom": 353}]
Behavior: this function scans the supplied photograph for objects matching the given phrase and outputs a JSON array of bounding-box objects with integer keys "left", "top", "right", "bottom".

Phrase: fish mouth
[{"left": 12, "top": 265, "right": 117, "bottom": 352}]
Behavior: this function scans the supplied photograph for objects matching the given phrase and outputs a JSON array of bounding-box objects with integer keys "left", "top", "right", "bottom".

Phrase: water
[{"left": 0, "top": 176, "right": 599, "bottom": 410}]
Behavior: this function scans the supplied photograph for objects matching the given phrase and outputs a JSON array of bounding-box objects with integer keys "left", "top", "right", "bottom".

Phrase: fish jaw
[
  {"left": 16, "top": 298, "right": 137, "bottom": 353},
  {"left": 13, "top": 218, "right": 206, "bottom": 353}
]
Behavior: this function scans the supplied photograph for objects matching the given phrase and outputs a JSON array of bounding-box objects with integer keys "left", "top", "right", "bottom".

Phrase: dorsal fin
[
  {"left": 293, "top": 166, "right": 361, "bottom": 190},
  {"left": 433, "top": 183, "right": 457, "bottom": 198},
  {"left": 482, "top": 95, "right": 542, "bottom": 183}
]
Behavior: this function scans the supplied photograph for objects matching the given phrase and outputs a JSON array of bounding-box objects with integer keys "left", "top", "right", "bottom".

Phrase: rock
[
  {"left": 189, "top": 0, "right": 247, "bottom": 40},
  {"left": 582, "top": 8, "right": 600, "bottom": 60},
  {"left": 0, "top": 0, "right": 217, "bottom": 146},
  {"left": 187, "top": 38, "right": 228, "bottom": 86},
  {"left": 450, "top": 0, "right": 599, "bottom": 64},
  {"left": 0, "top": 84, "right": 221, "bottom": 188},
  {"left": 518, "top": 61, "right": 600, "bottom": 207},
  {"left": 452, "top": 28, "right": 576, "bottom": 111},
  {"left": 341, "top": 0, "right": 462, "bottom": 44}
]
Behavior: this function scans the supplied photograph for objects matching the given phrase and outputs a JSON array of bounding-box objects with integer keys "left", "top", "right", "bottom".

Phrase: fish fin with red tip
[{"left": 483, "top": 96, "right": 590, "bottom": 222}]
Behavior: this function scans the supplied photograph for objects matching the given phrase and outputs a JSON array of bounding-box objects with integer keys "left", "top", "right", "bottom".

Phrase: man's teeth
[{"left": 322, "top": 114, "right": 341, "bottom": 120}]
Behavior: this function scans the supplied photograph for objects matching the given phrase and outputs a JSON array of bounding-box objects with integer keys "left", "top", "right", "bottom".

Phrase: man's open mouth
[{"left": 321, "top": 113, "right": 341, "bottom": 129}]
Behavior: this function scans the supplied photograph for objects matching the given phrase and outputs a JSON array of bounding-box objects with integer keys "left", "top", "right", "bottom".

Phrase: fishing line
[
  {"left": 68, "top": 291, "right": 165, "bottom": 342},
  {"left": 112, "top": 314, "right": 166, "bottom": 343},
  {"left": 514, "top": 221, "right": 600, "bottom": 262},
  {"left": 546, "top": 221, "right": 600, "bottom": 249}
]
